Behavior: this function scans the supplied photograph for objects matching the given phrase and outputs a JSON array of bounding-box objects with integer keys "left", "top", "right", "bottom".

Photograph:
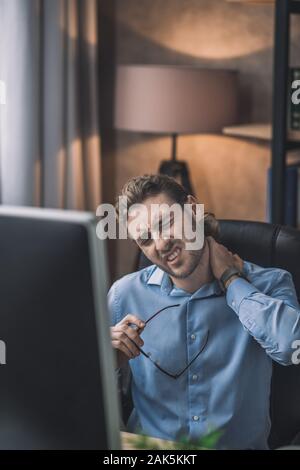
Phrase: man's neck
[{"left": 170, "top": 241, "right": 214, "bottom": 294}]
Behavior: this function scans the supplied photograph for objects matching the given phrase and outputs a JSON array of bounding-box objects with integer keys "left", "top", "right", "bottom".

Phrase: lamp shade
[{"left": 114, "top": 65, "right": 238, "bottom": 134}]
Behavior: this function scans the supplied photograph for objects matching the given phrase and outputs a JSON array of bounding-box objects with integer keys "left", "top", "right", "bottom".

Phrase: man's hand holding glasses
[
  {"left": 111, "top": 315, "right": 145, "bottom": 368},
  {"left": 111, "top": 304, "right": 209, "bottom": 377}
]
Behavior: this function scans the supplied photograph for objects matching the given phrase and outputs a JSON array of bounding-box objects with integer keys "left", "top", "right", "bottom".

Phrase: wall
[{"left": 109, "top": 0, "right": 300, "bottom": 279}]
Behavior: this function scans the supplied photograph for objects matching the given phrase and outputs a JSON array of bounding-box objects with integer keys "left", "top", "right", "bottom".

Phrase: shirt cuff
[{"left": 226, "top": 277, "right": 258, "bottom": 313}]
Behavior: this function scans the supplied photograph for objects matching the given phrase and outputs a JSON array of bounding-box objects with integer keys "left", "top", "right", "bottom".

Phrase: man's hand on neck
[{"left": 206, "top": 236, "right": 244, "bottom": 281}]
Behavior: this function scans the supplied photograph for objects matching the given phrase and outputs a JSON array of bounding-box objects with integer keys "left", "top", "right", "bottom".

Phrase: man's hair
[{"left": 116, "top": 174, "right": 220, "bottom": 239}]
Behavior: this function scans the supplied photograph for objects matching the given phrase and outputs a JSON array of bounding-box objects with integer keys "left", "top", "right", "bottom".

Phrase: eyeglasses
[{"left": 129, "top": 304, "right": 209, "bottom": 380}]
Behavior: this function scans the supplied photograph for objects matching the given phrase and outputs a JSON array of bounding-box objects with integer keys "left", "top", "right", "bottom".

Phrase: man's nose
[{"left": 154, "top": 235, "right": 171, "bottom": 253}]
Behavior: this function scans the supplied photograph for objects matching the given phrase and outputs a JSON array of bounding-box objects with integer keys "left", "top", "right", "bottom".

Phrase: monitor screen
[{"left": 0, "top": 207, "right": 120, "bottom": 450}]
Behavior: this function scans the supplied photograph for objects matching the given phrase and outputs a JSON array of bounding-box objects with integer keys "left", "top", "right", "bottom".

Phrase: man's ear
[{"left": 186, "top": 194, "right": 198, "bottom": 214}]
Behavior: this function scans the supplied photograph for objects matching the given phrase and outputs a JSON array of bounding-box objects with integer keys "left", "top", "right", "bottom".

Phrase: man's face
[{"left": 128, "top": 192, "right": 205, "bottom": 279}]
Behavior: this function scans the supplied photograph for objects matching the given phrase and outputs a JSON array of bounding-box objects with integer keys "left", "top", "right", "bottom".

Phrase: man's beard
[{"left": 156, "top": 248, "right": 204, "bottom": 279}]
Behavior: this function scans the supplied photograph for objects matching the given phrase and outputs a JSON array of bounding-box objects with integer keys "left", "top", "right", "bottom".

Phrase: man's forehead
[
  {"left": 142, "top": 192, "right": 175, "bottom": 207},
  {"left": 128, "top": 203, "right": 177, "bottom": 223}
]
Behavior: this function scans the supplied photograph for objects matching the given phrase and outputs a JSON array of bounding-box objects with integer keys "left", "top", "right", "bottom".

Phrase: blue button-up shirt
[{"left": 108, "top": 261, "right": 300, "bottom": 449}]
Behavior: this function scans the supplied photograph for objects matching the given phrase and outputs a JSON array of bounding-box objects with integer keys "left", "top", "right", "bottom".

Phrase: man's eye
[
  {"left": 161, "top": 217, "right": 174, "bottom": 229},
  {"left": 160, "top": 218, "right": 174, "bottom": 235}
]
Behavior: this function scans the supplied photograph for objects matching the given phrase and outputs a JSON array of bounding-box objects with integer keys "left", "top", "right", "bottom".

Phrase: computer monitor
[{"left": 0, "top": 206, "right": 121, "bottom": 449}]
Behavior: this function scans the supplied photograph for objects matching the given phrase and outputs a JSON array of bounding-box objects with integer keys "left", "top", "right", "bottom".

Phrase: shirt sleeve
[
  {"left": 107, "top": 281, "right": 121, "bottom": 327},
  {"left": 226, "top": 270, "right": 300, "bottom": 365}
]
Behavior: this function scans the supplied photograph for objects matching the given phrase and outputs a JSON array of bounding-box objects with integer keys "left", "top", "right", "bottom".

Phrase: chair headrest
[{"left": 218, "top": 220, "right": 300, "bottom": 301}]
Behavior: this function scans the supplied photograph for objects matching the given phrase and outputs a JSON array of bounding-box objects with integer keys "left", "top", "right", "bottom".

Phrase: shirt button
[
  {"left": 190, "top": 334, "right": 196, "bottom": 340},
  {"left": 193, "top": 415, "right": 199, "bottom": 422},
  {"left": 232, "top": 301, "right": 236, "bottom": 307},
  {"left": 192, "top": 374, "right": 198, "bottom": 381}
]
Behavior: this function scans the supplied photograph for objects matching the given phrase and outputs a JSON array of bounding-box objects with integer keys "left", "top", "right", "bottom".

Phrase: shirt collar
[
  {"left": 146, "top": 266, "right": 165, "bottom": 286},
  {"left": 146, "top": 265, "right": 223, "bottom": 298},
  {"left": 146, "top": 266, "right": 173, "bottom": 294}
]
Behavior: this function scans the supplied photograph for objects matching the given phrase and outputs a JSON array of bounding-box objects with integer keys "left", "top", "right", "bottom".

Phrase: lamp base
[{"left": 158, "top": 160, "right": 194, "bottom": 195}]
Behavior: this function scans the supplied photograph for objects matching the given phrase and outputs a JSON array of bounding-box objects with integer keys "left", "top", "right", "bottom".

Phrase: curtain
[{"left": 0, "top": 0, "right": 101, "bottom": 210}]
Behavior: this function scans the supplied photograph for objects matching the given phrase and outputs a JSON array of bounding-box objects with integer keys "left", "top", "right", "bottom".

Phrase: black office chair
[{"left": 120, "top": 220, "right": 300, "bottom": 448}]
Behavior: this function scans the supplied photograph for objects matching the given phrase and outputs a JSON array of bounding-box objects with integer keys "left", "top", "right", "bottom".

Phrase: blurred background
[{"left": 0, "top": 0, "right": 300, "bottom": 281}]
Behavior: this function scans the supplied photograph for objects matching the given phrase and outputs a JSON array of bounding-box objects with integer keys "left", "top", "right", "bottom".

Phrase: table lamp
[{"left": 114, "top": 65, "right": 238, "bottom": 194}]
